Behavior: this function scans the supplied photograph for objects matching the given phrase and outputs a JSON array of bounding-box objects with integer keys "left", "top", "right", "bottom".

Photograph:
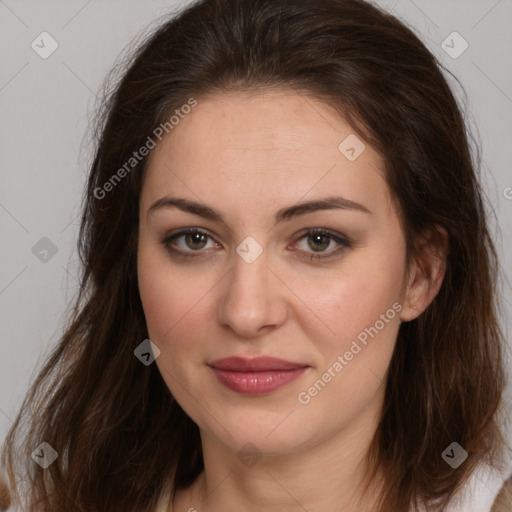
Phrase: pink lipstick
[{"left": 208, "top": 356, "right": 309, "bottom": 395}]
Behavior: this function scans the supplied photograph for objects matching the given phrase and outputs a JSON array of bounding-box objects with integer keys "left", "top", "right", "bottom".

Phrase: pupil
[
  {"left": 186, "top": 233, "right": 206, "bottom": 249},
  {"left": 309, "top": 234, "right": 329, "bottom": 251}
]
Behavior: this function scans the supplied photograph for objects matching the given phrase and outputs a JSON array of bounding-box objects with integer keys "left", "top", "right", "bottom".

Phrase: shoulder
[
  {"left": 491, "top": 477, "right": 512, "bottom": 512},
  {"left": 448, "top": 459, "right": 512, "bottom": 512},
  {"left": 415, "top": 451, "right": 512, "bottom": 512}
]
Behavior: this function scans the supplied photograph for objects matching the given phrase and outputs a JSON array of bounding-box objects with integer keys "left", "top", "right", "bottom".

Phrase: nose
[{"left": 216, "top": 245, "right": 288, "bottom": 338}]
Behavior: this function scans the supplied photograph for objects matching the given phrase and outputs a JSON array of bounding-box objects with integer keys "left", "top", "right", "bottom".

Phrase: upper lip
[{"left": 208, "top": 356, "right": 309, "bottom": 372}]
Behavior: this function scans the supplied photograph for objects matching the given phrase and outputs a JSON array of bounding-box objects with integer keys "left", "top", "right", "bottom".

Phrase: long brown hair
[{"left": 1, "top": 0, "right": 509, "bottom": 510}]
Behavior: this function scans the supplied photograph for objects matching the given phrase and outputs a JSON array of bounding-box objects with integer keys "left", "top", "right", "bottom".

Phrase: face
[{"left": 137, "top": 89, "right": 410, "bottom": 456}]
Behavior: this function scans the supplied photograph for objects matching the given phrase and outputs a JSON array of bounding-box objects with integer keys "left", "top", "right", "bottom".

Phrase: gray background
[{"left": 1, "top": 0, "right": 512, "bottom": 452}]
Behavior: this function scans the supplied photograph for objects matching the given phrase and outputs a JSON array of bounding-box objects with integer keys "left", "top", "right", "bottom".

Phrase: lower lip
[{"left": 210, "top": 367, "right": 308, "bottom": 395}]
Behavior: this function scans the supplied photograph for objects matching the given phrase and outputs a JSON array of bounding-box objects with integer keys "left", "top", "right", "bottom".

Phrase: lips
[
  {"left": 208, "top": 356, "right": 309, "bottom": 395},
  {"left": 208, "top": 356, "right": 308, "bottom": 372}
]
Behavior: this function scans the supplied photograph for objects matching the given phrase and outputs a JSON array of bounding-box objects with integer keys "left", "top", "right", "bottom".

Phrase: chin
[{"left": 200, "top": 409, "right": 320, "bottom": 455}]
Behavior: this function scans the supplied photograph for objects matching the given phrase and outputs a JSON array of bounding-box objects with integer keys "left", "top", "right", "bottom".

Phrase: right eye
[{"left": 162, "top": 228, "right": 220, "bottom": 259}]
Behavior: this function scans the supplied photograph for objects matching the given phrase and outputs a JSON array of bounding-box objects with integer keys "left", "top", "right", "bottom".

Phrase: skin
[{"left": 137, "top": 89, "right": 448, "bottom": 512}]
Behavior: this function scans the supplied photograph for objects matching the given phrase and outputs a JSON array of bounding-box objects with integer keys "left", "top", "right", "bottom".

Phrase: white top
[
  {"left": 445, "top": 462, "right": 512, "bottom": 511},
  {"left": 418, "top": 458, "right": 512, "bottom": 512}
]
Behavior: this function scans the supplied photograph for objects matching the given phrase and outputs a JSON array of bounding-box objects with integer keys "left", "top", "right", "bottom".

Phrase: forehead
[{"left": 141, "top": 89, "right": 393, "bottom": 218}]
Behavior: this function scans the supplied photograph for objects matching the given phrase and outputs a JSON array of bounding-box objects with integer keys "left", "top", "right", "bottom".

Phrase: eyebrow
[{"left": 147, "top": 195, "right": 371, "bottom": 224}]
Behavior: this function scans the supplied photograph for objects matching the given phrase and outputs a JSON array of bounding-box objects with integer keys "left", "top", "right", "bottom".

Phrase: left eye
[
  {"left": 291, "top": 229, "right": 352, "bottom": 260},
  {"left": 162, "top": 228, "right": 351, "bottom": 260}
]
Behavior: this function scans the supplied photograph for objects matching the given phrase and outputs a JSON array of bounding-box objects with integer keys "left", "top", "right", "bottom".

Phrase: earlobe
[{"left": 400, "top": 225, "right": 449, "bottom": 322}]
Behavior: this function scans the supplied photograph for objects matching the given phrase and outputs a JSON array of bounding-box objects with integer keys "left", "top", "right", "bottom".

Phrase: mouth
[{"left": 208, "top": 356, "right": 310, "bottom": 395}]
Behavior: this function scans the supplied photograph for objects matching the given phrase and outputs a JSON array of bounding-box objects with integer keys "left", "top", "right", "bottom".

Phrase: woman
[{"left": 1, "top": 0, "right": 511, "bottom": 510}]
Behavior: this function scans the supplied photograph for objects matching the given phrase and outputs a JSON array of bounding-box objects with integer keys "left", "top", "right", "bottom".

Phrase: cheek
[
  {"left": 138, "top": 268, "right": 198, "bottom": 399},
  {"left": 139, "top": 278, "right": 200, "bottom": 347},
  {"left": 290, "top": 247, "right": 405, "bottom": 395},
  {"left": 137, "top": 249, "right": 212, "bottom": 370},
  {"left": 299, "top": 257, "right": 404, "bottom": 344},
  {"left": 137, "top": 248, "right": 188, "bottom": 341},
  {"left": 138, "top": 268, "right": 170, "bottom": 339},
  {"left": 296, "top": 267, "right": 402, "bottom": 416}
]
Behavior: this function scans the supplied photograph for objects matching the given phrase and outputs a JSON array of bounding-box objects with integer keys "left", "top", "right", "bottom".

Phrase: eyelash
[{"left": 161, "top": 227, "right": 351, "bottom": 262}]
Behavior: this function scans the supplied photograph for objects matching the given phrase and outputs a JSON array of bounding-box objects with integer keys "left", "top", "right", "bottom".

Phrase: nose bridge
[
  {"left": 232, "top": 250, "right": 267, "bottom": 296},
  {"left": 217, "top": 236, "right": 285, "bottom": 335}
]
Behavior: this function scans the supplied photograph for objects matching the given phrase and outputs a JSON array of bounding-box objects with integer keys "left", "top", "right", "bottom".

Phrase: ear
[{"left": 400, "top": 224, "right": 449, "bottom": 322}]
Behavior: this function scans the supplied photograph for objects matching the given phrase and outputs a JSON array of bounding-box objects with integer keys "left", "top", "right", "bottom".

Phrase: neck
[{"left": 174, "top": 394, "right": 385, "bottom": 512}]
